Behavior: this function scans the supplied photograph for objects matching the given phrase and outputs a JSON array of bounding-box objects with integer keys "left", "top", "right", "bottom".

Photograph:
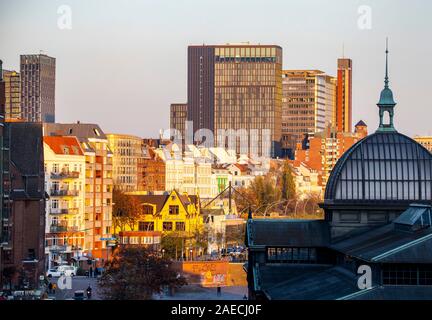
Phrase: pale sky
[{"left": 1, "top": 0, "right": 431, "bottom": 138}]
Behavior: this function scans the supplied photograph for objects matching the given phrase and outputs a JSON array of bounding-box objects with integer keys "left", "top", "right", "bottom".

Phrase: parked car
[
  {"left": 46, "top": 267, "right": 63, "bottom": 278},
  {"left": 58, "top": 265, "right": 77, "bottom": 277},
  {"left": 46, "top": 265, "right": 77, "bottom": 278}
]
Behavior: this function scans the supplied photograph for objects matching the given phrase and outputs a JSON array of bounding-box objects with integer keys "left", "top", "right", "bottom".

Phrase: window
[
  {"left": 142, "top": 205, "right": 153, "bottom": 215},
  {"left": 382, "top": 264, "right": 432, "bottom": 286},
  {"left": 169, "top": 205, "right": 179, "bottom": 215},
  {"left": 163, "top": 222, "right": 173, "bottom": 231},
  {"left": 176, "top": 222, "right": 185, "bottom": 231},
  {"left": 266, "top": 247, "right": 317, "bottom": 263},
  {"left": 138, "top": 221, "right": 154, "bottom": 231},
  {"left": 129, "top": 237, "right": 139, "bottom": 245}
]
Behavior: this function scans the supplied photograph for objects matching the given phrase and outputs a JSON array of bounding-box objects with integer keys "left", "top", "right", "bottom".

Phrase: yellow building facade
[{"left": 119, "top": 190, "right": 203, "bottom": 236}]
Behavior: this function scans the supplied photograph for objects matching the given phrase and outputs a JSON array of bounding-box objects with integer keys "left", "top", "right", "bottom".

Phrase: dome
[
  {"left": 325, "top": 131, "right": 432, "bottom": 203},
  {"left": 378, "top": 87, "right": 396, "bottom": 106}
]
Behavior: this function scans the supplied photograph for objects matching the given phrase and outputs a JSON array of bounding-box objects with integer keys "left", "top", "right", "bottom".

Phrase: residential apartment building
[
  {"left": 43, "top": 136, "right": 86, "bottom": 268},
  {"left": 288, "top": 160, "right": 322, "bottom": 199},
  {"left": 20, "top": 54, "right": 56, "bottom": 123},
  {"left": 138, "top": 146, "right": 166, "bottom": 192},
  {"left": 170, "top": 103, "right": 187, "bottom": 139},
  {"left": 106, "top": 133, "right": 143, "bottom": 192},
  {"left": 295, "top": 120, "right": 368, "bottom": 188},
  {"left": 336, "top": 58, "right": 353, "bottom": 132},
  {"left": 165, "top": 158, "right": 213, "bottom": 199},
  {"left": 44, "top": 123, "right": 113, "bottom": 263},
  {"left": 188, "top": 44, "right": 283, "bottom": 157},
  {"left": 281, "top": 70, "right": 336, "bottom": 151},
  {"left": 414, "top": 136, "right": 432, "bottom": 153},
  {"left": 2, "top": 70, "right": 21, "bottom": 121}
]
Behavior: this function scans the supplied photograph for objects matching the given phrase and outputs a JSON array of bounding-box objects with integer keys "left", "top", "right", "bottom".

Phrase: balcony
[
  {"left": 51, "top": 171, "right": 80, "bottom": 180},
  {"left": 50, "top": 208, "right": 80, "bottom": 215},
  {"left": 50, "top": 189, "right": 79, "bottom": 197},
  {"left": 50, "top": 225, "right": 79, "bottom": 233}
]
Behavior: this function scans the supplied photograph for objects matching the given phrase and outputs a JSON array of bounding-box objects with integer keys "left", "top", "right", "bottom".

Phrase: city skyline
[{"left": 1, "top": 0, "right": 431, "bottom": 138}]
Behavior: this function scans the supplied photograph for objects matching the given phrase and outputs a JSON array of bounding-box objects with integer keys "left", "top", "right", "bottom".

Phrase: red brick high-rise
[{"left": 336, "top": 58, "right": 352, "bottom": 133}]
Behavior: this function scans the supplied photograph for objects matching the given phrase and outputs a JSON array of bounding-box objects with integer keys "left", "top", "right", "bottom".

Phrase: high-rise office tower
[
  {"left": 188, "top": 44, "right": 282, "bottom": 157},
  {"left": 20, "top": 54, "right": 56, "bottom": 123},
  {"left": 170, "top": 103, "right": 188, "bottom": 138},
  {"left": 336, "top": 58, "right": 352, "bottom": 132},
  {"left": 281, "top": 70, "right": 336, "bottom": 149},
  {"left": 3, "top": 70, "right": 21, "bottom": 121}
]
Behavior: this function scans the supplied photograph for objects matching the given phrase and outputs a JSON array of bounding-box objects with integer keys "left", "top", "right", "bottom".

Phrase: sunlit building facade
[
  {"left": 414, "top": 136, "right": 432, "bottom": 153},
  {"left": 44, "top": 136, "right": 86, "bottom": 268},
  {"left": 336, "top": 58, "right": 352, "bottom": 133},
  {"left": 281, "top": 70, "right": 336, "bottom": 148},
  {"left": 107, "top": 133, "right": 143, "bottom": 192},
  {"left": 2, "top": 70, "right": 21, "bottom": 121},
  {"left": 44, "top": 123, "right": 114, "bottom": 263}
]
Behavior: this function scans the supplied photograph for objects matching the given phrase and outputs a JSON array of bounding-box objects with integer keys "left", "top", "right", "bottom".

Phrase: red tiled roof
[
  {"left": 234, "top": 163, "right": 249, "bottom": 173},
  {"left": 44, "top": 136, "right": 84, "bottom": 156}
]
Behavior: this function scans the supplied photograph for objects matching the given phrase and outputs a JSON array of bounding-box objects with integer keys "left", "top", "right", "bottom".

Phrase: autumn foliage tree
[
  {"left": 98, "top": 247, "right": 187, "bottom": 300},
  {"left": 112, "top": 188, "right": 142, "bottom": 232},
  {"left": 234, "top": 160, "right": 297, "bottom": 215}
]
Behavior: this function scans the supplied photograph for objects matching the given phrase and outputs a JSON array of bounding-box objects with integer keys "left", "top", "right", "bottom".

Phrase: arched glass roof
[{"left": 325, "top": 132, "right": 432, "bottom": 203}]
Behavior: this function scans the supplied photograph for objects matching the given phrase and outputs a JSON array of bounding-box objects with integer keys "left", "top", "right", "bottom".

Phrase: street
[{"left": 49, "top": 276, "right": 101, "bottom": 300}]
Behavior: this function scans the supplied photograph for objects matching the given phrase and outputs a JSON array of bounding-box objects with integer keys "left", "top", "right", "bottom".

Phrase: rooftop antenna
[{"left": 342, "top": 42, "right": 345, "bottom": 58}]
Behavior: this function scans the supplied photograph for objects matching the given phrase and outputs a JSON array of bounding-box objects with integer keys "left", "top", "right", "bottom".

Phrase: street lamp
[
  {"left": 162, "top": 249, "right": 165, "bottom": 258},
  {"left": 189, "top": 249, "right": 193, "bottom": 261}
]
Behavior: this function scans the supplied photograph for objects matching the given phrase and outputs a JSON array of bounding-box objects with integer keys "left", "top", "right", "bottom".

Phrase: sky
[{"left": 1, "top": 0, "right": 431, "bottom": 138}]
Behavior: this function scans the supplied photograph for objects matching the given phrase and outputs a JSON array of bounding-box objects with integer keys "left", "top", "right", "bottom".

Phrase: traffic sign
[{"left": 100, "top": 237, "right": 116, "bottom": 241}]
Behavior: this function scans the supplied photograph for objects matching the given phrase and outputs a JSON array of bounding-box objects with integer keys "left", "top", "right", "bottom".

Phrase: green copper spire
[{"left": 377, "top": 38, "right": 397, "bottom": 132}]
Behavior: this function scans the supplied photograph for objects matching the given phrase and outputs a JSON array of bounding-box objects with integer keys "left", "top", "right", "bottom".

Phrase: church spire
[
  {"left": 377, "top": 38, "right": 397, "bottom": 132},
  {"left": 384, "top": 38, "right": 389, "bottom": 89}
]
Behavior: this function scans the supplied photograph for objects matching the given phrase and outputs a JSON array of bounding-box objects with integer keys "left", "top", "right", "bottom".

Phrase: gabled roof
[
  {"left": 44, "top": 136, "right": 84, "bottom": 156},
  {"left": 130, "top": 190, "right": 199, "bottom": 214}
]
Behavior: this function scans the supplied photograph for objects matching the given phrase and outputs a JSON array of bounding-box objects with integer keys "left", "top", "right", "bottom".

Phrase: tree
[
  {"left": 161, "top": 232, "right": 185, "bottom": 260},
  {"left": 112, "top": 189, "right": 142, "bottom": 232},
  {"left": 248, "top": 175, "right": 281, "bottom": 214},
  {"left": 98, "top": 247, "right": 187, "bottom": 300},
  {"left": 191, "top": 226, "right": 210, "bottom": 256},
  {"left": 278, "top": 161, "right": 296, "bottom": 201}
]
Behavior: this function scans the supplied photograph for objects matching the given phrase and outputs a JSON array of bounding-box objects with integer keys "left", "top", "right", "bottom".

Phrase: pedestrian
[
  {"left": 217, "top": 286, "right": 221, "bottom": 297},
  {"left": 89, "top": 266, "right": 93, "bottom": 278},
  {"left": 48, "top": 282, "right": 53, "bottom": 294},
  {"left": 52, "top": 282, "right": 57, "bottom": 294}
]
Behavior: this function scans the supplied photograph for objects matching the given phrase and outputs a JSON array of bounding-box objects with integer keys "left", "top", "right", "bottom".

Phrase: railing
[
  {"left": 49, "top": 225, "right": 79, "bottom": 233},
  {"left": 50, "top": 189, "right": 79, "bottom": 197},
  {"left": 50, "top": 208, "right": 80, "bottom": 215},
  {"left": 50, "top": 171, "right": 80, "bottom": 179}
]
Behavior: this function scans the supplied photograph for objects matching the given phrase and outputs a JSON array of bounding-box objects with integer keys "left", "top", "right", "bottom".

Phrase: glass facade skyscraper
[
  {"left": 20, "top": 54, "right": 56, "bottom": 123},
  {"left": 188, "top": 44, "right": 282, "bottom": 157}
]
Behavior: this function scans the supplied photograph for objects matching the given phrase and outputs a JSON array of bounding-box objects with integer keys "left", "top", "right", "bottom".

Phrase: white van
[
  {"left": 46, "top": 265, "right": 77, "bottom": 277},
  {"left": 58, "top": 265, "right": 77, "bottom": 277}
]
